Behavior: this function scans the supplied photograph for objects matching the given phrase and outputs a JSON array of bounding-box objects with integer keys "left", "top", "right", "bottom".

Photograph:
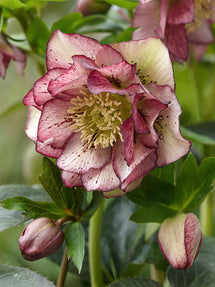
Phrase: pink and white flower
[
  {"left": 0, "top": 34, "right": 26, "bottom": 79},
  {"left": 132, "top": 0, "right": 215, "bottom": 61},
  {"left": 23, "top": 30, "right": 191, "bottom": 196}
]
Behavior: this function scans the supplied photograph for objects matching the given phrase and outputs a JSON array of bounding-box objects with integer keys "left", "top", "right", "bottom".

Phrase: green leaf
[
  {"left": 26, "top": 17, "right": 50, "bottom": 54},
  {"left": 167, "top": 237, "right": 215, "bottom": 287},
  {"left": 0, "top": 184, "right": 51, "bottom": 231},
  {"left": 0, "top": 0, "right": 26, "bottom": 9},
  {"left": 65, "top": 222, "right": 85, "bottom": 273},
  {"left": 127, "top": 175, "right": 177, "bottom": 223},
  {"left": 104, "top": 0, "right": 138, "bottom": 9},
  {"left": 0, "top": 265, "right": 55, "bottom": 286},
  {"left": 115, "top": 26, "right": 136, "bottom": 43},
  {"left": 181, "top": 126, "right": 215, "bottom": 146},
  {"left": 81, "top": 191, "right": 103, "bottom": 221},
  {"left": 108, "top": 277, "right": 162, "bottom": 287},
  {"left": 130, "top": 204, "right": 176, "bottom": 223},
  {"left": 39, "top": 157, "right": 67, "bottom": 210},
  {"left": 0, "top": 196, "right": 66, "bottom": 219}
]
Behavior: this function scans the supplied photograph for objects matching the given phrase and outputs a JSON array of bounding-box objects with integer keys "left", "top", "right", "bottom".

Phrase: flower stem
[
  {"left": 200, "top": 192, "right": 214, "bottom": 236},
  {"left": 150, "top": 264, "right": 165, "bottom": 285},
  {"left": 89, "top": 200, "right": 104, "bottom": 287},
  {"left": 57, "top": 246, "right": 69, "bottom": 287}
]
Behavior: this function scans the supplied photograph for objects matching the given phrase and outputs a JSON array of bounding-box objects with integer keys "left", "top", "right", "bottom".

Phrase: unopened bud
[
  {"left": 75, "top": 0, "right": 110, "bottom": 16},
  {"left": 158, "top": 213, "right": 202, "bottom": 269},
  {"left": 19, "top": 217, "right": 64, "bottom": 261}
]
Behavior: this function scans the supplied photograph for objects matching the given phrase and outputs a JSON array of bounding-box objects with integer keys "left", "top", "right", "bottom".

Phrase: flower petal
[
  {"left": 57, "top": 132, "right": 111, "bottom": 174},
  {"left": 38, "top": 99, "right": 73, "bottom": 149},
  {"left": 25, "top": 106, "right": 41, "bottom": 142},
  {"left": 120, "top": 117, "right": 134, "bottom": 166},
  {"left": 36, "top": 139, "right": 62, "bottom": 158},
  {"left": 188, "top": 21, "right": 214, "bottom": 44},
  {"left": 47, "top": 30, "right": 122, "bottom": 70},
  {"left": 167, "top": 0, "right": 194, "bottom": 25},
  {"left": 111, "top": 37, "right": 174, "bottom": 89},
  {"left": 61, "top": 171, "right": 83, "bottom": 188},
  {"left": 165, "top": 24, "right": 188, "bottom": 60},
  {"left": 147, "top": 83, "right": 191, "bottom": 166},
  {"left": 82, "top": 161, "right": 121, "bottom": 192}
]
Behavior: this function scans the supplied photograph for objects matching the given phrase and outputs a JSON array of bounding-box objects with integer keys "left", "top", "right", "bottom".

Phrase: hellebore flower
[
  {"left": 158, "top": 213, "right": 202, "bottom": 269},
  {"left": 0, "top": 34, "right": 26, "bottom": 79},
  {"left": 19, "top": 217, "right": 64, "bottom": 261},
  {"left": 132, "top": 0, "right": 215, "bottom": 61},
  {"left": 23, "top": 30, "right": 191, "bottom": 196}
]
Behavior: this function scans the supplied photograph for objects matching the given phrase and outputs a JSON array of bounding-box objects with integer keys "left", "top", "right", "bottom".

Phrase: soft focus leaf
[
  {"left": 0, "top": 196, "right": 66, "bottom": 219},
  {"left": 65, "top": 222, "right": 85, "bottom": 273},
  {"left": 104, "top": 0, "right": 138, "bottom": 9},
  {"left": 0, "top": 184, "right": 51, "bottom": 230},
  {"left": 181, "top": 126, "right": 215, "bottom": 146},
  {"left": 115, "top": 27, "right": 136, "bottom": 43},
  {"left": 81, "top": 191, "right": 103, "bottom": 221},
  {"left": 167, "top": 237, "right": 215, "bottom": 287},
  {"left": 108, "top": 277, "right": 162, "bottom": 286},
  {"left": 0, "top": 265, "right": 55, "bottom": 287},
  {"left": 26, "top": 17, "right": 50, "bottom": 54},
  {"left": 0, "top": 0, "right": 26, "bottom": 9}
]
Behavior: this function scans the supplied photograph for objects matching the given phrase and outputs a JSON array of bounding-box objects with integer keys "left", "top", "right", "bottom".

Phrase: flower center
[
  {"left": 186, "top": 0, "right": 215, "bottom": 33},
  {"left": 68, "top": 92, "right": 132, "bottom": 149}
]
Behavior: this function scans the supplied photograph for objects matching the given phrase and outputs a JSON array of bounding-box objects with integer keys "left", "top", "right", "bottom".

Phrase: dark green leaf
[
  {"left": 65, "top": 222, "right": 85, "bottom": 273},
  {"left": 26, "top": 17, "right": 50, "bottom": 54},
  {"left": 108, "top": 277, "right": 162, "bottom": 287},
  {"left": 130, "top": 204, "right": 177, "bottom": 223},
  {"left": 150, "top": 163, "right": 175, "bottom": 184},
  {"left": 181, "top": 126, "right": 215, "bottom": 146},
  {"left": 116, "top": 27, "right": 136, "bottom": 43},
  {"left": 0, "top": 265, "right": 55, "bottom": 286},
  {"left": 81, "top": 191, "right": 103, "bottom": 221},
  {"left": 39, "top": 157, "right": 66, "bottom": 210},
  {"left": 104, "top": 0, "right": 138, "bottom": 9},
  {"left": 0, "top": 207, "right": 26, "bottom": 232},
  {"left": 0, "top": 196, "right": 66, "bottom": 219}
]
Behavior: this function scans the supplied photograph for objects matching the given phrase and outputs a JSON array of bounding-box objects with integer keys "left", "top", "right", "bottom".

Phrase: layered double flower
[
  {"left": 132, "top": 0, "right": 215, "bottom": 61},
  {"left": 23, "top": 30, "right": 190, "bottom": 196}
]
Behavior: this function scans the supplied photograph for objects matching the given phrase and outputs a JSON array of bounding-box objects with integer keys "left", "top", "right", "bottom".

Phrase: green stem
[
  {"left": 56, "top": 247, "right": 69, "bottom": 287},
  {"left": 89, "top": 200, "right": 104, "bottom": 287},
  {"left": 200, "top": 192, "right": 214, "bottom": 236},
  {"left": 150, "top": 264, "right": 165, "bottom": 285}
]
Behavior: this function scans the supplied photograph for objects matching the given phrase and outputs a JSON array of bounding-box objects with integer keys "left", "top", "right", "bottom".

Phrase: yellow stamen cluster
[
  {"left": 67, "top": 92, "right": 131, "bottom": 149},
  {"left": 186, "top": 0, "right": 215, "bottom": 33}
]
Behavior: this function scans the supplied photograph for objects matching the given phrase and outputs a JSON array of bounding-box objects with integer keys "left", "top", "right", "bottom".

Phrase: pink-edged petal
[
  {"left": 156, "top": 0, "right": 169, "bottom": 39},
  {"left": 113, "top": 137, "right": 156, "bottom": 188},
  {"left": 0, "top": 53, "right": 8, "bottom": 78},
  {"left": 82, "top": 161, "right": 121, "bottom": 192},
  {"left": 132, "top": 0, "right": 160, "bottom": 39},
  {"left": 120, "top": 117, "right": 134, "bottom": 166},
  {"left": 121, "top": 151, "right": 157, "bottom": 191},
  {"left": 61, "top": 171, "right": 83, "bottom": 188},
  {"left": 38, "top": 99, "right": 73, "bottom": 149},
  {"left": 33, "top": 68, "right": 66, "bottom": 105},
  {"left": 111, "top": 37, "right": 174, "bottom": 89},
  {"left": 47, "top": 30, "right": 122, "bottom": 70},
  {"left": 91, "top": 60, "right": 137, "bottom": 89},
  {"left": 23, "top": 89, "right": 41, "bottom": 109},
  {"left": 166, "top": 24, "right": 189, "bottom": 60},
  {"left": 146, "top": 84, "right": 191, "bottom": 166},
  {"left": 167, "top": 0, "right": 194, "bottom": 25},
  {"left": 25, "top": 106, "right": 41, "bottom": 142},
  {"left": 188, "top": 21, "right": 214, "bottom": 44},
  {"left": 36, "top": 139, "right": 62, "bottom": 158},
  {"left": 48, "top": 74, "right": 88, "bottom": 97},
  {"left": 132, "top": 94, "right": 150, "bottom": 133},
  {"left": 57, "top": 132, "right": 111, "bottom": 174}
]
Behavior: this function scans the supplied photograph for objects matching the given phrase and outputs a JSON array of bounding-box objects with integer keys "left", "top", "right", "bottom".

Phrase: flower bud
[
  {"left": 158, "top": 213, "right": 202, "bottom": 269},
  {"left": 75, "top": 0, "right": 110, "bottom": 16},
  {"left": 19, "top": 217, "right": 64, "bottom": 261}
]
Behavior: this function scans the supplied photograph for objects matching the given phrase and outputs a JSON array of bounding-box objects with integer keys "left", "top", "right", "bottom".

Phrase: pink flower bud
[
  {"left": 19, "top": 217, "right": 64, "bottom": 261},
  {"left": 75, "top": 0, "right": 110, "bottom": 16},
  {"left": 158, "top": 213, "right": 202, "bottom": 269}
]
